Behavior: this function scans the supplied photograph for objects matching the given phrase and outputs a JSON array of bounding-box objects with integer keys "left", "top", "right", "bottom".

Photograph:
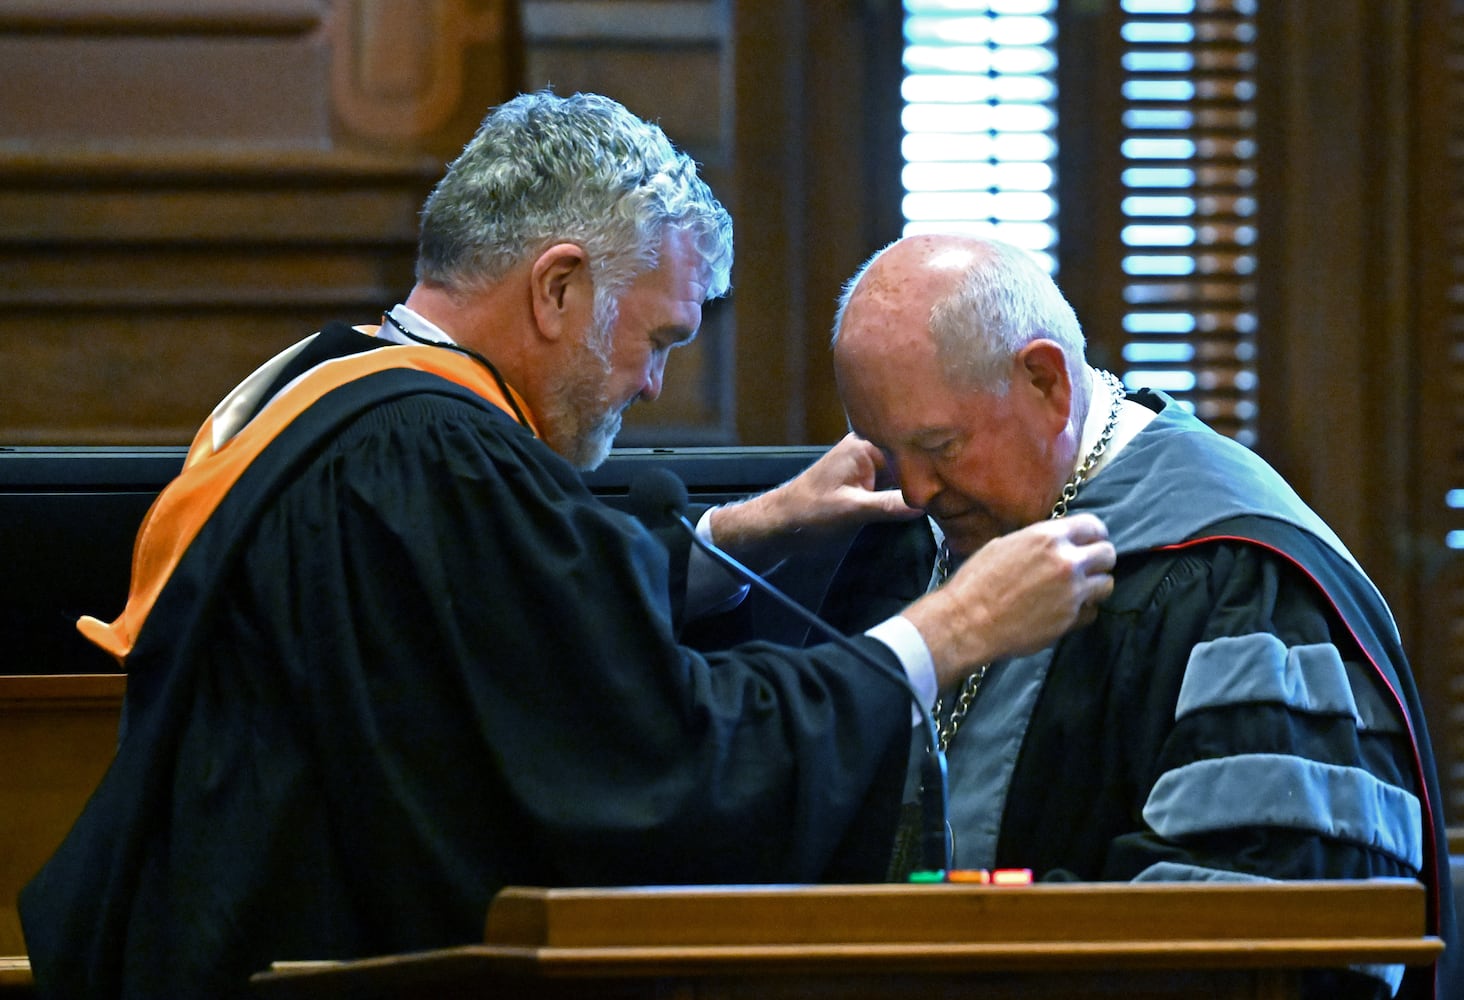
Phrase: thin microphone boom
[{"left": 629, "top": 467, "right": 951, "bottom": 874}]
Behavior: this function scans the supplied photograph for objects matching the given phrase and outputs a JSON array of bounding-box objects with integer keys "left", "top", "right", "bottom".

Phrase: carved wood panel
[{"left": 0, "top": 0, "right": 515, "bottom": 444}]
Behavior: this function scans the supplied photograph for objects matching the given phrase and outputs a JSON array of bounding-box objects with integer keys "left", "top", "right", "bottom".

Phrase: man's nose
[
  {"left": 895, "top": 456, "right": 942, "bottom": 511},
  {"left": 641, "top": 354, "right": 667, "bottom": 402}
]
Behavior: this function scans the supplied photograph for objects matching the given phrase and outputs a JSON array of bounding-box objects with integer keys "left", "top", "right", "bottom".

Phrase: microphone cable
[{"left": 629, "top": 466, "right": 951, "bottom": 874}]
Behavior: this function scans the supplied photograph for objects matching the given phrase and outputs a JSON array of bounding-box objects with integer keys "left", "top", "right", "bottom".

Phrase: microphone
[{"left": 629, "top": 466, "right": 951, "bottom": 874}]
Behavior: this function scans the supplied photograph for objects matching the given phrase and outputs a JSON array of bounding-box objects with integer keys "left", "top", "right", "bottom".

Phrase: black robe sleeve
[{"left": 20, "top": 390, "right": 911, "bottom": 998}]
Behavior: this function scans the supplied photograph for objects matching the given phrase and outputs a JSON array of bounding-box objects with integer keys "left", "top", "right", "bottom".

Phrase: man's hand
[
  {"left": 708, "top": 434, "right": 921, "bottom": 565},
  {"left": 903, "top": 513, "right": 1116, "bottom": 688}
]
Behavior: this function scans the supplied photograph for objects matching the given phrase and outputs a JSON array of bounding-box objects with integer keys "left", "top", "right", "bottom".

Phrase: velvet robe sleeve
[
  {"left": 243, "top": 394, "right": 912, "bottom": 914},
  {"left": 1002, "top": 541, "right": 1435, "bottom": 999},
  {"left": 20, "top": 391, "right": 911, "bottom": 998}
]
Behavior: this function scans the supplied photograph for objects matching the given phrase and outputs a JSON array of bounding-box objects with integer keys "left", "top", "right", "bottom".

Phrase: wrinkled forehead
[{"left": 835, "top": 316, "right": 950, "bottom": 426}]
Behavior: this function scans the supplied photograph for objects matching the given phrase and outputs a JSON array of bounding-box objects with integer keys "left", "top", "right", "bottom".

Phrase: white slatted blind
[
  {"left": 901, "top": 0, "right": 1259, "bottom": 445},
  {"left": 901, "top": 0, "right": 1059, "bottom": 270},
  {"left": 1117, "top": 0, "right": 1259, "bottom": 444}
]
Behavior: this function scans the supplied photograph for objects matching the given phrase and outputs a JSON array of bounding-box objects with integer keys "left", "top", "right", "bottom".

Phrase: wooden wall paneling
[
  {"left": 0, "top": 1, "right": 516, "bottom": 445},
  {"left": 0, "top": 3, "right": 331, "bottom": 148},
  {"left": 0, "top": 155, "right": 438, "bottom": 444},
  {"left": 1357, "top": 0, "right": 1418, "bottom": 629},
  {"left": 329, "top": 0, "right": 520, "bottom": 154},
  {"left": 1254, "top": 1, "right": 1459, "bottom": 818},
  {"left": 0, "top": 0, "right": 518, "bottom": 158},
  {"left": 726, "top": 0, "right": 806, "bottom": 445},
  {"left": 0, "top": 674, "right": 124, "bottom": 956},
  {"left": 520, "top": 0, "right": 738, "bottom": 445},
  {"left": 1054, "top": 1, "right": 1127, "bottom": 375},
  {"left": 723, "top": 0, "right": 904, "bottom": 447},
  {"left": 1347, "top": 0, "right": 1462, "bottom": 822},
  {"left": 1253, "top": 1, "right": 1380, "bottom": 562},
  {"left": 799, "top": 0, "right": 904, "bottom": 445},
  {"left": 1412, "top": 0, "right": 1464, "bottom": 822}
]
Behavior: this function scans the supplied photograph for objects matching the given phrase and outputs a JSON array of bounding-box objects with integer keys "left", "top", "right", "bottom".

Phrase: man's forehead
[
  {"left": 645, "top": 229, "right": 711, "bottom": 297},
  {"left": 839, "top": 286, "right": 937, "bottom": 358}
]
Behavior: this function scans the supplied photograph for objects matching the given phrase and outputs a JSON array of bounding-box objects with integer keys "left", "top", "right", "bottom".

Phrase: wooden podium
[
  {"left": 251, "top": 879, "right": 1441, "bottom": 999},
  {"left": 0, "top": 673, "right": 124, "bottom": 957}
]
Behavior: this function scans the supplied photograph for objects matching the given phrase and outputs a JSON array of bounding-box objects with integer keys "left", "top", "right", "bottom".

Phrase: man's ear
[
  {"left": 530, "top": 242, "right": 590, "bottom": 342},
  {"left": 1015, "top": 339, "right": 1073, "bottom": 424}
]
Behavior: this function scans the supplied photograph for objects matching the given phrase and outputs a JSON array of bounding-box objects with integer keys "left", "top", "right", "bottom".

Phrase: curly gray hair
[{"left": 418, "top": 90, "right": 734, "bottom": 341}]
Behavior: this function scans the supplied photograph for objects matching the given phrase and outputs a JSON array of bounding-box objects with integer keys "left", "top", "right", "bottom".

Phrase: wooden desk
[
  {"left": 0, "top": 673, "right": 124, "bottom": 956},
  {"left": 252, "top": 879, "right": 1441, "bottom": 999}
]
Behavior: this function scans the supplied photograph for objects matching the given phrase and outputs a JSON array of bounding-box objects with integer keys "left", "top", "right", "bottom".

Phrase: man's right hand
[
  {"left": 708, "top": 433, "right": 921, "bottom": 566},
  {"left": 902, "top": 513, "right": 1116, "bottom": 688}
]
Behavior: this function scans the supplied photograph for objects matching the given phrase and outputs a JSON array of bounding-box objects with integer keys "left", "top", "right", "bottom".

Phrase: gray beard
[
  {"left": 567, "top": 407, "right": 622, "bottom": 471},
  {"left": 543, "top": 326, "right": 622, "bottom": 470},
  {"left": 544, "top": 299, "right": 629, "bottom": 470}
]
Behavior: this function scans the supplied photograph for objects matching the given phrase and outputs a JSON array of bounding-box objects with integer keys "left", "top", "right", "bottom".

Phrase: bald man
[{"left": 818, "top": 233, "right": 1455, "bottom": 1000}]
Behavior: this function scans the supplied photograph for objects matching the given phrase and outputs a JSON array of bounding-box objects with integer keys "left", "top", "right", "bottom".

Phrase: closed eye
[{"left": 916, "top": 436, "right": 961, "bottom": 460}]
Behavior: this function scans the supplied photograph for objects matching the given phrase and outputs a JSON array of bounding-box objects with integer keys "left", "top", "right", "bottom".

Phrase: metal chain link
[{"left": 931, "top": 369, "right": 1124, "bottom": 752}]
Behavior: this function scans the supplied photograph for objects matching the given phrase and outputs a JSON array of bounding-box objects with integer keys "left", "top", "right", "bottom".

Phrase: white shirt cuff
[
  {"left": 683, "top": 507, "right": 751, "bottom": 619},
  {"left": 866, "top": 616, "right": 937, "bottom": 727}
]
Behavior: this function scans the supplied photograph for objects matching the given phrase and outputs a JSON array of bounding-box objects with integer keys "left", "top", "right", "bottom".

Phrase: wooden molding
[{"left": 328, "top": 0, "right": 508, "bottom": 141}]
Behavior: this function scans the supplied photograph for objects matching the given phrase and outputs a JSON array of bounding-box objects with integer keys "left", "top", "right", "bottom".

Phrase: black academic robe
[
  {"left": 821, "top": 389, "right": 1458, "bottom": 1000},
  {"left": 19, "top": 325, "right": 911, "bottom": 998}
]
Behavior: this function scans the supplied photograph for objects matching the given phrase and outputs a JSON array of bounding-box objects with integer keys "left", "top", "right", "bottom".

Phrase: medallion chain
[{"left": 930, "top": 369, "right": 1123, "bottom": 752}]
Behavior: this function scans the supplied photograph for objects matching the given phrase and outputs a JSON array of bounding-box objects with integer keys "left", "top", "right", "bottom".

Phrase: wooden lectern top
[
  {"left": 482, "top": 879, "right": 1434, "bottom": 960},
  {"left": 252, "top": 879, "right": 1441, "bottom": 999}
]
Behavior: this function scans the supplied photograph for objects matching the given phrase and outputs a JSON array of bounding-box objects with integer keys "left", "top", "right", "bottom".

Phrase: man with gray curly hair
[
  {"left": 21, "top": 95, "right": 1115, "bottom": 998},
  {"left": 406, "top": 89, "right": 734, "bottom": 470}
]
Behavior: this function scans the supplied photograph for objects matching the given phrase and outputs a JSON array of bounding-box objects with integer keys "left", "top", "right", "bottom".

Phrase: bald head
[
  {"left": 830, "top": 234, "right": 1092, "bottom": 556},
  {"left": 833, "top": 234, "right": 982, "bottom": 353},
  {"left": 833, "top": 233, "right": 1085, "bottom": 398}
]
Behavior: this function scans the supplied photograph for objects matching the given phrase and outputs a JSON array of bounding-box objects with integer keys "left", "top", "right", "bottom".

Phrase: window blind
[
  {"left": 901, "top": 0, "right": 1258, "bottom": 445},
  {"left": 1115, "top": 0, "right": 1259, "bottom": 445},
  {"left": 901, "top": 0, "right": 1059, "bottom": 270}
]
